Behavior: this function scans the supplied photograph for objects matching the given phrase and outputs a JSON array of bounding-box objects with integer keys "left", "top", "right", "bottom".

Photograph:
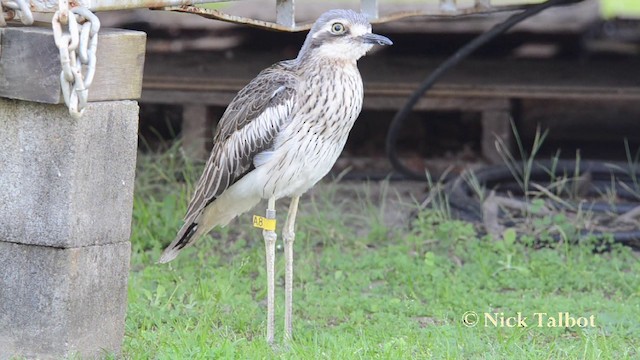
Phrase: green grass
[{"left": 123, "top": 146, "right": 640, "bottom": 359}]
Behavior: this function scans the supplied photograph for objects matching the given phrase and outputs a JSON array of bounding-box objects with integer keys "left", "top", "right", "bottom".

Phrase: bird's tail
[
  {"left": 157, "top": 185, "right": 262, "bottom": 264},
  {"left": 157, "top": 220, "right": 200, "bottom": 264}
]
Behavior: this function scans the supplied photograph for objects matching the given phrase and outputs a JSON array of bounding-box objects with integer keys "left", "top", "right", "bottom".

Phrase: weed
[{"left": 121, "top": 145, "right": 640, "bottom": 359}]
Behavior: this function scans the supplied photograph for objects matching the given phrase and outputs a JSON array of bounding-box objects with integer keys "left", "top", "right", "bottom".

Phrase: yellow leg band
[{"left": 253, "top": 215, "right": 276, "bottom": 231}]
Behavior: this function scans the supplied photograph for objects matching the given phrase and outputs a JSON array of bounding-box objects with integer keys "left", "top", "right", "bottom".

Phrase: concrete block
[
  {"left": 0, "top": 241, "right": 131, "bottom": 359},
  {"left": 0, "top": 99, "right": 139, "bottom": 248}
]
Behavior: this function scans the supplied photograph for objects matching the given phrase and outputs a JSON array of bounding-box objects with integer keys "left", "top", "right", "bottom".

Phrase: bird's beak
[{"left": 361, "top": 33, "right": 393, "bottom": 46}]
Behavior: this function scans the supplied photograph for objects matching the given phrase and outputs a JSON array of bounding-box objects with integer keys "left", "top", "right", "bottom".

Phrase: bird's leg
[
  {"left": 263, "top": 196, "right": 277, "bottom": 344},
  {"left": 283, "top": 196, "right": 300, "bottom": 341}
]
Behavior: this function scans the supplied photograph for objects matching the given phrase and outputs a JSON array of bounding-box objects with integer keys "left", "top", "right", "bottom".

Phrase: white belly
[{"left": 267, "top": 134, "right": 347, "bottom": 198}]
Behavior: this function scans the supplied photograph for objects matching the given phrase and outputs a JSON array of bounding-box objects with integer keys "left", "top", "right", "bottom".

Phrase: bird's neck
[{"left": 292, "top": 54, "right": 358, "bottom": 72}]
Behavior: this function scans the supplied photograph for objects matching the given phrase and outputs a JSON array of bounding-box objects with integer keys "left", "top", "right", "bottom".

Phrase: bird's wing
[
  {"left": 158, "top": 65, "right": 298, "bottom": 263},
  {"left": 184, "top": 66, "right": 298, "bottom": 224}
]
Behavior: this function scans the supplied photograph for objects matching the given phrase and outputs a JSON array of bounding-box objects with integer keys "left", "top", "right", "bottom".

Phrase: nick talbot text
[{"left": 484, "top": 312, "right": 596, "bottom": 328}]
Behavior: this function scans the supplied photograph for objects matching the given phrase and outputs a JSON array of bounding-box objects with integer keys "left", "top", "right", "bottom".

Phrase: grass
[{"left": 122, "top": 145, "right": 640, "bottom": 359}]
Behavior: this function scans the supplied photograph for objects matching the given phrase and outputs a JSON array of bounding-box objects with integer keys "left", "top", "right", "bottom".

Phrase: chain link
[
  {"left": 52, "top": 3, "right": 100, "bottom": 118},
  {"left": 2, "top": 0, "right": 34, "bottom": 25}
]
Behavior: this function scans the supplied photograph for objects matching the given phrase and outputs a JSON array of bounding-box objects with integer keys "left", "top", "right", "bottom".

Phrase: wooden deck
[
  {"left": 140, "top": 50, "right": 640, "bottom": 161},
  {"left": 142, "top": 52, "right": 640, "bottom": 105}
]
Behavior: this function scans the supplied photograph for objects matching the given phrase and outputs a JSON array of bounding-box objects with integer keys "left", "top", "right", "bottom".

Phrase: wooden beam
[
  {"left": 0, "top": 26, "right": 146, "bottom": 104},
  {"left": 181, "top": 104, "right": 214, "bottom": 160},
  {"left": 276, "top": 0, "right": 295, "bottom": 29},
  {"left": 482, "top": 109, "right": 512, "bottom": 164},
  {"left": 361, "top": 0, "right": 379, "bottom": 20}
]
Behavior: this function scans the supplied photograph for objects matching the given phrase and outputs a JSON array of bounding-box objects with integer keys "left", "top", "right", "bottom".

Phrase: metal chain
[
  {"left": 52, "top": 3, "right": 100, "bottom": 118},
  {"left": 2, "top": 0, "right": 34, "bottom": 25}
]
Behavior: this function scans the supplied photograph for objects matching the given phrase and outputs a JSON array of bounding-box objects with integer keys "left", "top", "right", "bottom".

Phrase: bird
[{"left": 158, "top": 9, "right": 392, "bottom": 344}]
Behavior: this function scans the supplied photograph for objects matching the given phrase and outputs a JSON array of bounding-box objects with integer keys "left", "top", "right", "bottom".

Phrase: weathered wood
[
  {"left": 29, "top": 0, "right": 234, "bottom": 13},
  {"left": 373, "top": 0, "right": 598, "bottom": 34},
  {"left": 142, "top": 89, "right": 235, "bottom": 107},
  {"left": 181, "top": 104, "right": 214, "bottom": 160},
  {"left": 142, "top": 88, "right": 510, "bottom": 112},
  {"left": 141, "top": 53, "right": 640, "bottom": 105},
  {"left": 481, "top": 109, "right": 512, "bottom": 164},
  {"left": 363, "top": 96, "right": 510, "bottom": 112},
  {"left": 519, "top": 98, "right": 640, "bottom": 142},
  {"left": 361, "top": 0, "right": 379, "bottom": 19},
  {"left": 0, "top": 26, "right": 146, "bottom": 104},
  {"left": 276, "top": 0, "right": 295, "bottom": 28}
]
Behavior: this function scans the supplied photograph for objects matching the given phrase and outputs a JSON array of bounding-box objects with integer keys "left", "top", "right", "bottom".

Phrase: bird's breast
[{"left": 258, "top": 66, "right": 364, "bottom": 198}]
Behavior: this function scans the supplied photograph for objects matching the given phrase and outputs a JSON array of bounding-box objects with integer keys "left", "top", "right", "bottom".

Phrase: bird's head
[{"left": 297, "top": 9, "right": 393, "bottom": 62}]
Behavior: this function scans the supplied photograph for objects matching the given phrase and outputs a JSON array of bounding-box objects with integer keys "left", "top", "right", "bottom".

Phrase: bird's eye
[{"left": 330, "top": 22, "right": 345, "bottom": 34}]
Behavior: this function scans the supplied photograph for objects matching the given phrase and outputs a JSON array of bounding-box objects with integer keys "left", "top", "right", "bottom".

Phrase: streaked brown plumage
[{"left": 158, "top": 9, "right": 392, "bottom": 343}]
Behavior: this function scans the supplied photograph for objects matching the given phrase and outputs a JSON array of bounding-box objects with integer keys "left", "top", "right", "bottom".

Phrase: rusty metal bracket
[
  {"left": 164, "top": 3, "right": 542, "bottom": 32},
  {"left": 162, "top": 5, "right": 312, "bottom": 32},
  {"left": 27, "top": 0, "right": 236, "bottom": 12},
  {"left": 2, "top": 1, "right": 545, "bottom": 31}
]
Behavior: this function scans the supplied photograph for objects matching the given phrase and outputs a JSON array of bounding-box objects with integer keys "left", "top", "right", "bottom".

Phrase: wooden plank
[
  {"left": 143, "top": 67, "right": 640, "bottom": 106},
  {"left": 141, "top": 52, "right": 640, "bottom": 104},
  {"left": 30, "top": 0, "right": 235, "bottom": 13},
  {"left": 0, "top": 27, "right": 60, "bottom": 103},
  {"left": 0, "top": 26, "right": 146, "bottom": 104},
  {"left": 361, "top": 0, "right": 379, "bottom": 20},
  {"left": 92, "top": 28, "right": 147, "bottom": 102},
  {"left": 276, "top": 0, "right": 295, "bottom": 28},
  {"left": 373, "top": 0, "right": 599, "bottom": 34},
  {"left": 481, "top": 110, "right": 512, "bottom": 164},
  {"left": 141, "top": 89, "right": 235, "bottom": 106},
  {"left": 363, "top": 96, "right": 510, "bottom": 111},
  {"left": 142, "top": 87, "right": 510, "bottom": 111}
]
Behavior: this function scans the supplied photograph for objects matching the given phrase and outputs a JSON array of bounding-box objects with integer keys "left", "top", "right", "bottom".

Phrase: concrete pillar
[
  {"left": 0, "top": 26, "right": 145, "bottom": 359},
  {"left": 0, "top": 100, "right": 137, "bottom": 359}
]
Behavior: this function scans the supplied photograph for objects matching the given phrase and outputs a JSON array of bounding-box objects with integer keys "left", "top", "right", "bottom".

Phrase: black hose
[
  {"left": 385, "top": 0, "right": 582, "bottom": 180},
  {"left": 440, "top": 160, "right": 640, "bottom": 249}
]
